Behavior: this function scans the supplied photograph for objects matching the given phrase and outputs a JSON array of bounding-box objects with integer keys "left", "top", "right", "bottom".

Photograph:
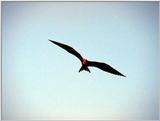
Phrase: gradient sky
[{"left": 2, "top": 2, "right": 159, "bottom": 120}]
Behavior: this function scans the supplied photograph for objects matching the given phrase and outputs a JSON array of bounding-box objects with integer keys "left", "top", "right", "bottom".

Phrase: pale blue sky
[{"left": 2, "top": 2, "right": 159, "bottom": 120}]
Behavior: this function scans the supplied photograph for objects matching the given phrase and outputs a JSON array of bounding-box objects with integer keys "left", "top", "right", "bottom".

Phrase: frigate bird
[{"left": 49, "top": 39, "right": 126, "bottom": 77}]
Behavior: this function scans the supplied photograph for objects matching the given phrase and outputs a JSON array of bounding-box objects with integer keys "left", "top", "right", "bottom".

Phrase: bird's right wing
[
  {"left": 87, "top": 60, "right": 126, "bottom": 77},
  {"left": 49, "top": 40, "right": 83, "bottom": 62}
]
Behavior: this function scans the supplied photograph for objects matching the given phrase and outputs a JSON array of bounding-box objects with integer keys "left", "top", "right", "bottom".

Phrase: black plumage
[{"left": 49, "top": 39, "right": 125, "bottom": 77}]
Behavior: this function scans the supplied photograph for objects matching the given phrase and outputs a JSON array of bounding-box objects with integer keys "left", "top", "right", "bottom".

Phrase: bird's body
[{"left": 49, "top": 39, "right": 126, "bottom": 77}]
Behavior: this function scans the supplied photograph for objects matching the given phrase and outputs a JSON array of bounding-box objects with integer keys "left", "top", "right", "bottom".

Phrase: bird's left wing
[
  {"left": 49, "top": 40, "right": 83, "bottom": 62},
  {"left": 87, "top": 60, "right": 126, "bottom": 77}
]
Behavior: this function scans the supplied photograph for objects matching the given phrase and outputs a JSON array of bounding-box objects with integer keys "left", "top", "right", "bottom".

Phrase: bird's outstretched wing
[
  {"left": 87, "top": 61, "right": 126, "bottom": 77},
  {"left": 49, "top": 40, "right": 83, "bottom": 62}
]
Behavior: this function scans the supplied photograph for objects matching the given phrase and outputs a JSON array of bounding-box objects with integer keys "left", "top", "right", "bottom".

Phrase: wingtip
[
  {"left": 48, "top": 39, "right": 53, "bottom": 42},
  {"left": 121, "top": 74, "right": 126, "bottom": 77},
  {"left": 48, "top": 39, "right": 56, "bottom": 44}
]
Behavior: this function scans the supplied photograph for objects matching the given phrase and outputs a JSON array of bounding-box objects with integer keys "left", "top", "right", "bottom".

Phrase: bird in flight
[{"left": 49, "top": 39, "right": 126, "bottom": 77}]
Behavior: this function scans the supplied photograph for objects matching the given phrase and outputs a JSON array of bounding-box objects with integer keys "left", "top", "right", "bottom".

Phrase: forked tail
[{"left": 79, "top": 65, "right": 90, "bottom": 73}]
